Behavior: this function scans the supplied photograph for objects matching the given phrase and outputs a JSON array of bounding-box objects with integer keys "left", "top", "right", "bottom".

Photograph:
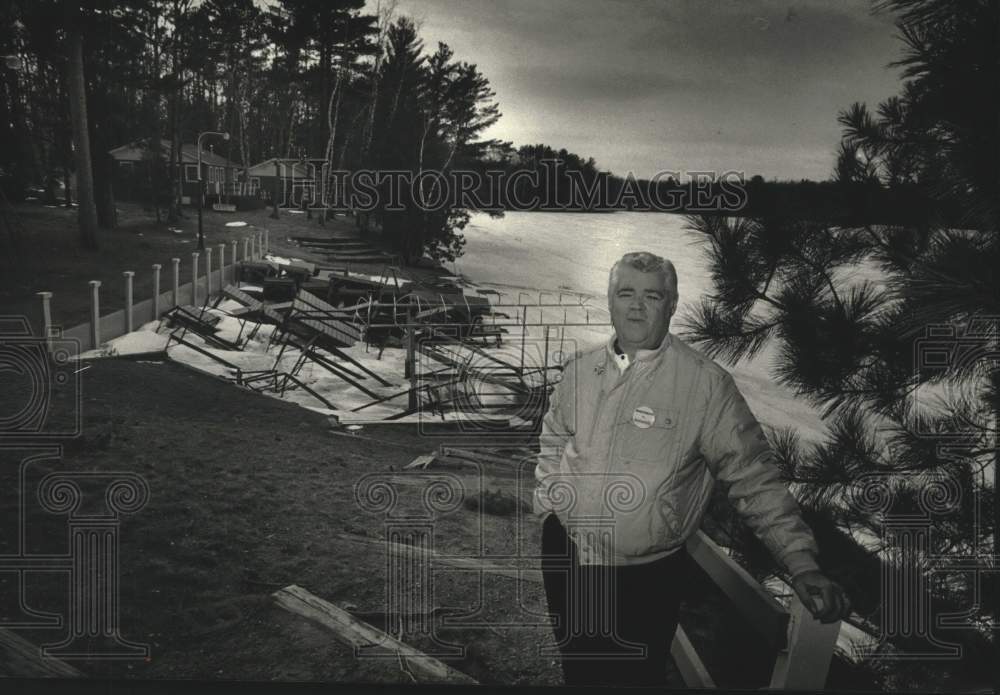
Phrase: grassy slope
[{"left": 0, "top": 202, "right": 884, "bottom": 688}]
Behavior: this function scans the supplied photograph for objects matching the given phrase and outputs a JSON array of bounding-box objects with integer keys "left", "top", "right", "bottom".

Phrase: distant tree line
[
  {"left": 460, "top": 142, "right": 964, "bottom": 225},
  {"left": 0, "top": 0, "right": 501, "bottom": 262}
]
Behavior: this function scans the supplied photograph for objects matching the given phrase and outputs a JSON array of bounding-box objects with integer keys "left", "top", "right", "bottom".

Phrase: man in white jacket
[{"left": 534, "top": 251, "right": 850, "bottom": 686}]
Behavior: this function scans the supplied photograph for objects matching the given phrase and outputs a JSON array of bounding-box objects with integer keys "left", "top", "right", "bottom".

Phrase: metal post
[
  {"left": 191, "top": 252, "right": 200, "bottom": 306},
  {"left": 171, "top": 258, "right": 180, "bottom": 307},
  {"left": 542, "top": 326, "right": 550, "bottom": 392},
  {"left": 197, "top": 152, "right": 204, "bottom": 251},
  {"left": 519, "top": 305, "right": 527, "bottom": 376},
  {"left": 271, "top": 158, "right": 280, "bottom": 219},
  {"left": 88, "top": 280, "right": 101, "bottom": 349},
  {"left": 406, "top": 305, "right": 417, "bottom": 411},
  {"left": 36, "top": 291, "right": 53, "bottom": 353},
  {"left": 152, "top": 264, "right": 161, "bottom": 319},
  {"left": 123, "top": 271, "right": 134, "bottom": 333},
  {"left": 197, "top": 130, "right": 229, "bottom": 251},
  {"left": 205, "top": 246, "right": 213, "bottom": 296}
]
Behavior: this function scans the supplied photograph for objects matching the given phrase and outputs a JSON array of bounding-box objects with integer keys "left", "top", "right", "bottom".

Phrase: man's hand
[{"left": 790, "top": 571, "right": 851, "bottom": 624}]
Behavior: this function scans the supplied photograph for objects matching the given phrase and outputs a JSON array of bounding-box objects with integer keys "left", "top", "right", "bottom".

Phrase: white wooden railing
[{"left": 672, "top": 530, "right": 841, "bottom": 689}]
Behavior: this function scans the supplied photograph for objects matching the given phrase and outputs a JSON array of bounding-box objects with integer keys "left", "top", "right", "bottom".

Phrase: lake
[{"left": 452, "top": 210, "right": 834, "bottom": 442}]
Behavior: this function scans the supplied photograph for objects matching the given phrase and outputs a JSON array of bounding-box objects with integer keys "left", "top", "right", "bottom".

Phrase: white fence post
[
  {"left": 243, "top": 237, "right": 250, "bottom": 262},
  {"left": 88, "top": 280, "right": 101, "bottom": 349},
  {"left": 231, "top": 240, "right": 239, "bottom": 283},
  {"left": 205, "top": 246, "right": 213, "bottom": 296},
  {"left": 263, "top": 229, "right": 269, "bottom": 253},
  {"left": 217, "top": 243, "right": 226, "bottom": 287},
  {"left": 36, "top": 291, "right": 53, "bottom": 353},
  {"left": 191, "top": 252, "right": 200, "bottom": 306},
  {"left": 123, "top": 271, "right": 134, "bottom": 332},
  {"left": 152, "top": 264, "right": 161, "bottom": 318},
  {"left": 171, "top": 258, "right": 180, "bottom": 307}
]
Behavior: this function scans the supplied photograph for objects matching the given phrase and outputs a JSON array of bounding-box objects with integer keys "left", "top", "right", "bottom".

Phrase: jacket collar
[{"left": 598, "top": 333, "right": 673, "bottom": 373}]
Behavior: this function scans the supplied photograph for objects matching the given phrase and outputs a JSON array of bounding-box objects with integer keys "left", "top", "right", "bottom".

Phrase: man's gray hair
[{"left": 608, "top": 252, "right": 678, "bottom": 297}]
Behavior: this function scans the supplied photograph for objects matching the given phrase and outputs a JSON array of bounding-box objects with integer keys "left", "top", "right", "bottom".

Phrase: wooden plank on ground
[
  {"left": 334, "top": 533, "right": 542, "bottom": 584},
  {"left": 330, "top": 412, "right": 519, "bottom": 426},
  {"left": 439, "top": 447, "right": 528, "bottom": 468},
  {"left": 272, "top": 584, "right": 477, "bottom": 685},
  {"left": 0, "top": 628, "right": 84, "bottom": 678}
]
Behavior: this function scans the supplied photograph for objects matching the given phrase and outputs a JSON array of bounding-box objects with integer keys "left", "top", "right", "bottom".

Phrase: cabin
[
  {"left": 109, "top": 139, "right": 245, "bottom": 206},
  {"left": 245, "top": 158, "right": 326, "bottom": 208}
]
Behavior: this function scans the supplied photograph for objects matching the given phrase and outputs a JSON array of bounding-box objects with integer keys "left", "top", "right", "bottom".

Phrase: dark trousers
[{"left": 540, "top": 513, "right": 686, "bottom": 687}]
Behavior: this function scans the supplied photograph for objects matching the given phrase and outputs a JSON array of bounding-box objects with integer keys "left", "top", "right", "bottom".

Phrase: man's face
[{"left": 608, "top": 265, "right": 676, "bottom": 354}]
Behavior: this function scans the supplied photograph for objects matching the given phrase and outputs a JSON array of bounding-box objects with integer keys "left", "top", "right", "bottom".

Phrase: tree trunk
[
  {"left": 320, "top": 65, "right": 344, "bottom": 224},
  {"left": 66, "top": 29, "right": 99, "bottom": 250},
  {"left": 166, "top": 90, "right": 179, "bottom": 222}
]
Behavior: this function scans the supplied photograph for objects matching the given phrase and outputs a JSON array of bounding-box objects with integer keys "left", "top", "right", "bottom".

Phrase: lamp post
[{"left": 197, "top": 130, "right": 229, "bottom": 250}]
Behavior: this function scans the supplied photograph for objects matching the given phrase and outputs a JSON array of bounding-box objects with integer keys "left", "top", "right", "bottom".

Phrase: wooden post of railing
[
  {"left": 152, "top": 264, "right": 161, "bottom": 319},
  {"left": 230, "top": 240, "right": 238, "bottom": 281},
  {"left": 405, "top": 305, "right": 416, "bottom": 410},
  {"left": 263, "top": 229, "right": 269, "bottom": 254},
  {"left": 670, "top": 626, "right": 715, "bottom": 688},
  {"left": 88, "top": 280, "right": 101, "bottom": 349},
  {"left": 769, "top": 598, "right": 841, "bottom": 690},
  {"left": 243, "top": 237, "right": 250, "bottom": 262},
  {"left": 123, "top": 271, "right": 134, "bottom": 332}
]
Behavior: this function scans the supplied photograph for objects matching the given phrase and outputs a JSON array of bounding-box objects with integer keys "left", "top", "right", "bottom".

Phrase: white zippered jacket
[{"left": 534, "top": 333, "right": 820, "bottom": 578}]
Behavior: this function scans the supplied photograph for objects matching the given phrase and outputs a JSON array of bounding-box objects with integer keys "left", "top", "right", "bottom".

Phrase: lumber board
[
  {"left": 438, "top": 446, "right": 532, "bottom": 468},
  {"left": 334, "top": 533, "right": 542, "bottom": 584},
  {"left": 272, "top": 585, "right": 477, "bottom": 684},
  {"left": 0, "top": 628, "right": 84, "bottom": 678}
]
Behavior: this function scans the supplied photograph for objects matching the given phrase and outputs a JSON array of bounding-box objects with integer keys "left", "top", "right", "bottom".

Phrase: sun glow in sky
[{"left": 369, "top": 0, "right": 902, "bottom": 181}]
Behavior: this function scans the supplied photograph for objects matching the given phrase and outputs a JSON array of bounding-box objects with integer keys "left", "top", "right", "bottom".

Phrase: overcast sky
[{"left": 372, "top": 0, "right": 903, "bottom": 181}]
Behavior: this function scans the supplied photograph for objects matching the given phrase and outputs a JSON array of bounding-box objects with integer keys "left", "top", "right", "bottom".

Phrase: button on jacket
[{"left": 534, "top": 333, "right": 820, "bottom": 578}]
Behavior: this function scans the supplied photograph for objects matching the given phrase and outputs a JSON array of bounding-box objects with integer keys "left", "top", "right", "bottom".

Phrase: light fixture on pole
[{"left": 197, "top": 130, "right": 229, "bottom": 250}]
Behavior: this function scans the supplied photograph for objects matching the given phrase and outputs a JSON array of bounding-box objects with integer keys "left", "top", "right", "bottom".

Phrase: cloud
[{"left": 377, "top": 0, "right": 904, "bottom": 180}]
